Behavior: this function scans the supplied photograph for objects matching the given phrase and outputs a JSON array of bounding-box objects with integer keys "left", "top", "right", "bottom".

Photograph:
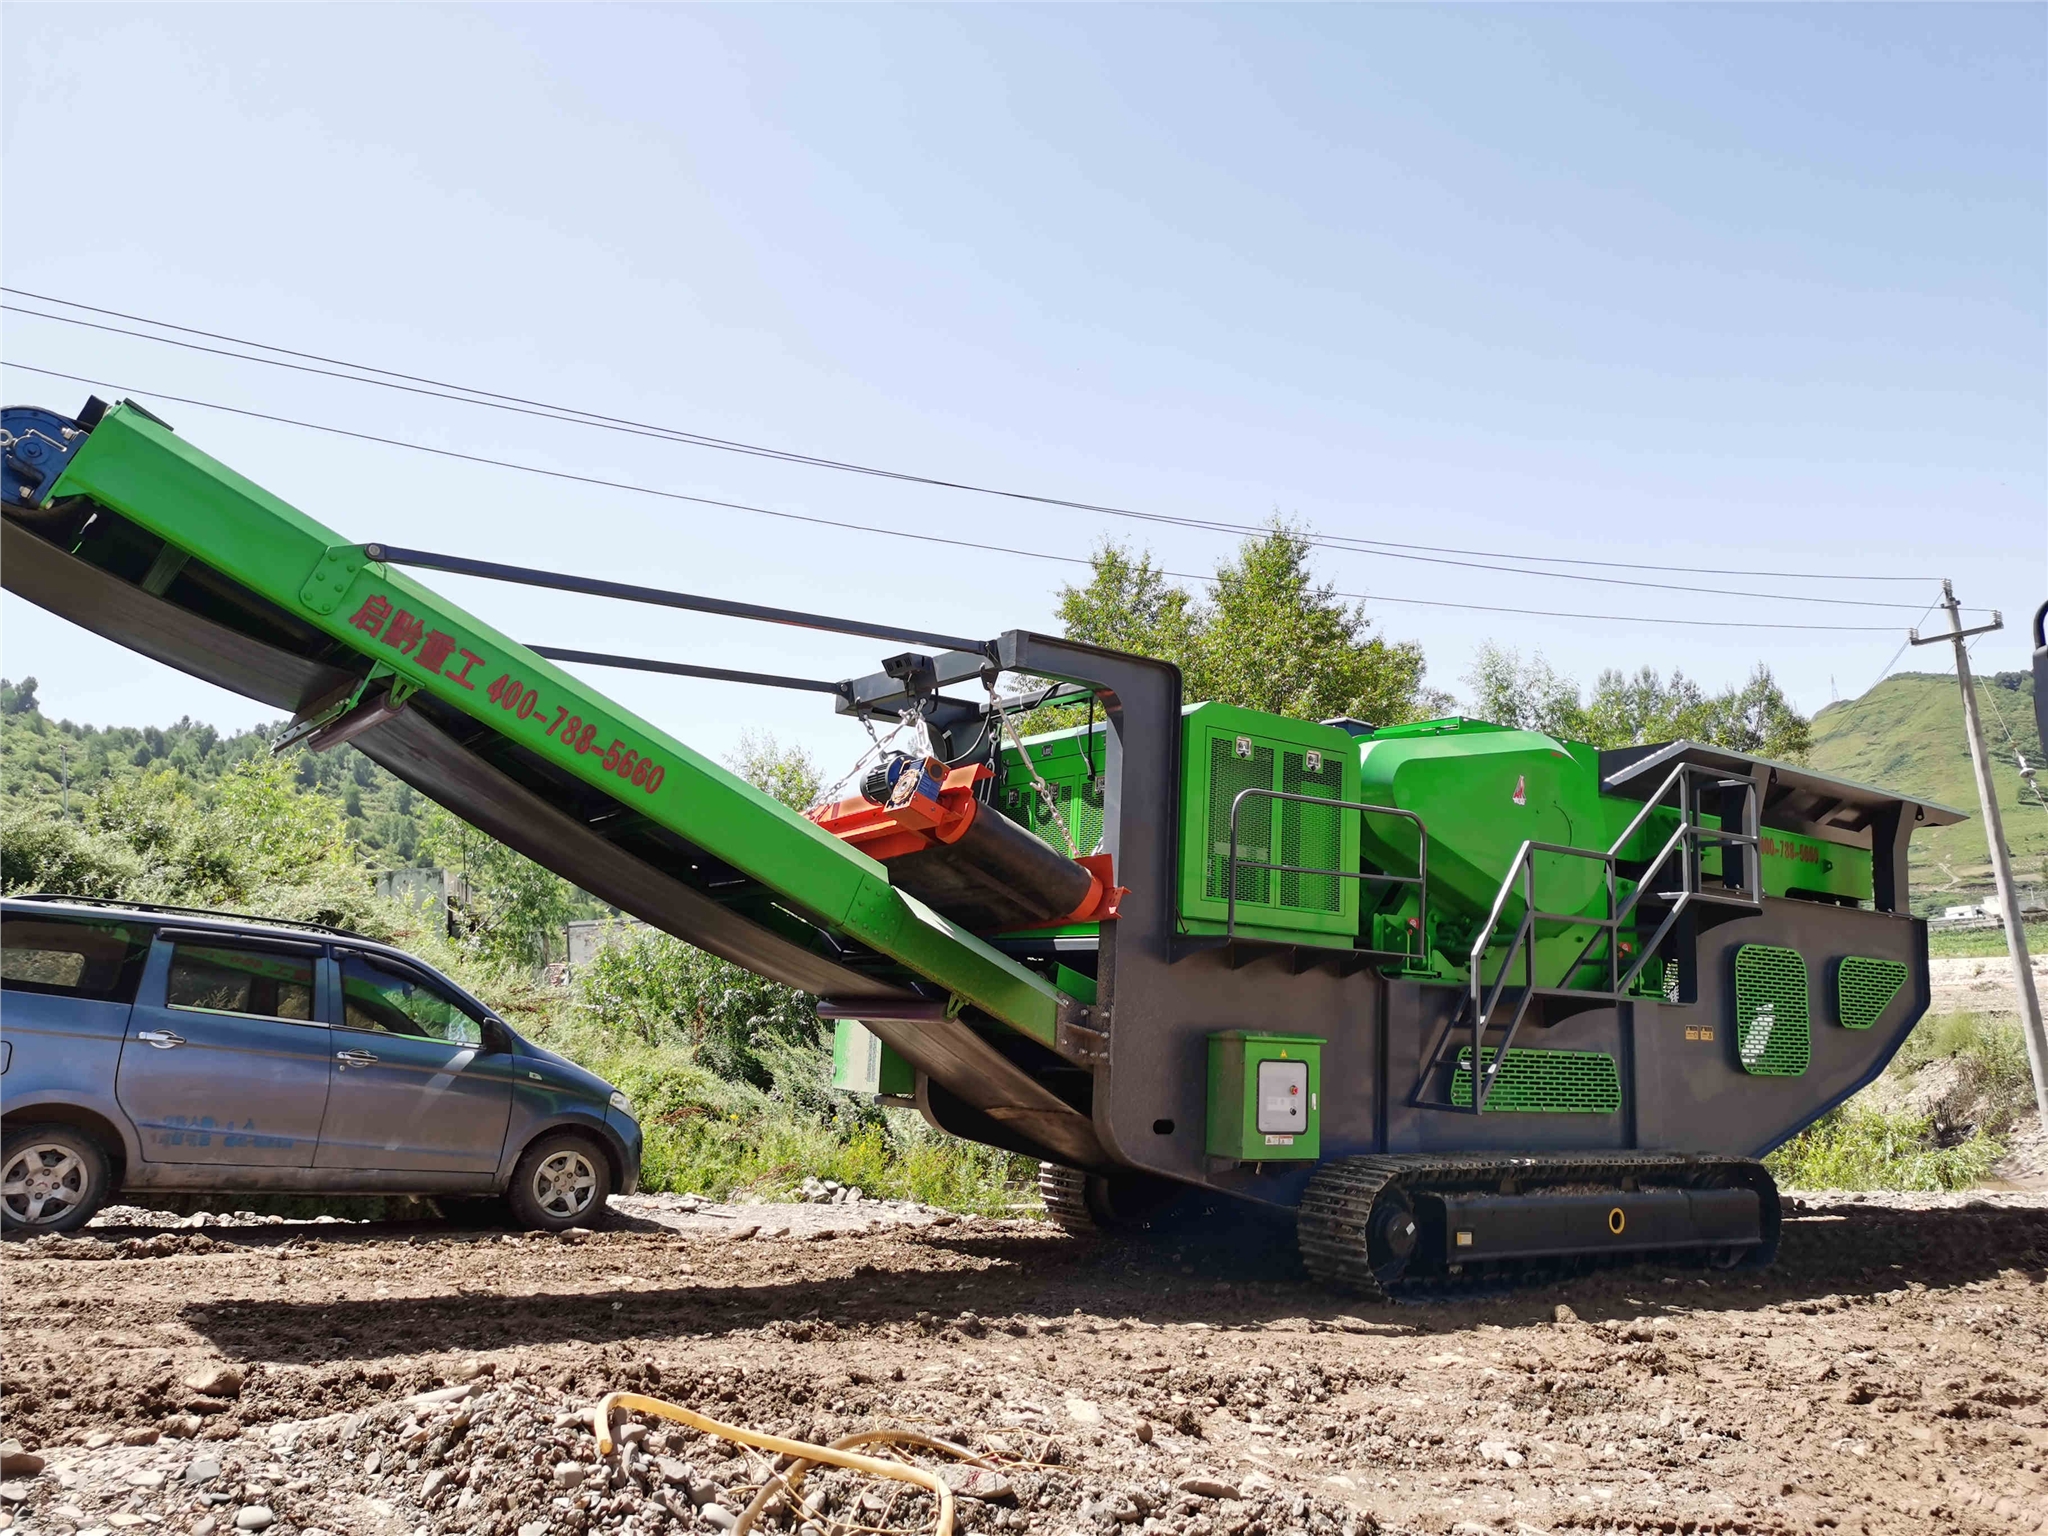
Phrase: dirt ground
[
  {"left": 3, "top": 1190, "right": 2047, "bottom": 1536},
  {"left": 1928, "top": 954, "right": 2046, "bottom": 1022}
]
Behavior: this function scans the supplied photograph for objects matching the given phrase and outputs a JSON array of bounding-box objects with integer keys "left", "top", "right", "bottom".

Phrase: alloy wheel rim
[
  {"left": 3, "top": 1143, "right": 89, "bottom": 1226},
  {"left": 532, "top": 1149, "right": 598, "bottom": 1219}
]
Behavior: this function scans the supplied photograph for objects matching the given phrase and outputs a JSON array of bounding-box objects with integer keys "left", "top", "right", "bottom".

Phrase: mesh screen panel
[
  {"left": 1836, "top": 955, "right": 1907, "bottom": 1031},
  {"left": 1450, "top": 1047, "right": 1622, "bottom": 1113},
  {"left": 1208, "top": 737, "right": 1274, "bottom": 903},
  {"left": 1279, "top": 749, "right": 1344, "bottom": 912},
  {"left": 1022, "top": 778, "right": 1074, "bottom": 852},
  {"left": 1070, "top": 772, "right": 1106, "bottom": 857},
  {"left": 1733, "top": 944, "right": 1810, "bottom": 1076}
]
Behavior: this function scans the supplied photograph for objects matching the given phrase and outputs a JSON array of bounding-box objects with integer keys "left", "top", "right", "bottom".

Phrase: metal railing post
[{"left": 1221, "top": 787, "right": 1429, "bottom": 965}]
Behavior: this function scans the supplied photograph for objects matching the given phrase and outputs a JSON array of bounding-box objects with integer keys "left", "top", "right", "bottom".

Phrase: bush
[
  {"left": 1768, "top": 1104, "right": 2002, "bottom": 1192},
  {"left": 575, "top": 925, "right": 821, "bottom": 1088},
  {"left": 1769, "top": 1010, "right": 2035, "bottom": 1192},
  {"left": 1895, "top": 1010, "right": 2035, "bottom": 1143},
  {"left": 0, "top": 802, "right": 141, "bottom": 895},
  {"left": 552, "top": 929, "right": 1042, "bottom": 1213},
  {"left": 584, "top": 1041, "right": 1037, "bottom": 1214}
]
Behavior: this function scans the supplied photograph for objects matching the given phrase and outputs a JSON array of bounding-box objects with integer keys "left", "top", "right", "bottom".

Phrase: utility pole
[{"left": 1911, "top": 581, "right": 2048, "bottom": 1122}]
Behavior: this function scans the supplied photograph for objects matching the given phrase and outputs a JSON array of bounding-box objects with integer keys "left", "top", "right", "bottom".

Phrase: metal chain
[
  {"left": 812, "top": 713, "right": 918, "bottom": 810},
  {"left": 989, "top": 683, "right": 1078, "bottom": 857}
]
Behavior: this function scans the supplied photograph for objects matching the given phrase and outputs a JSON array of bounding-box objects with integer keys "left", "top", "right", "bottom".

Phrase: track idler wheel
[
  {"left": 1298, "top": 1159, "right": 1420, "bottom": 1292},
  {"left": 1038, "top": 1163, "right": 1095, "bottom": 1233},
  {"left": 1037, "top": 1162, "right": 1199, "bottom": 1235}
]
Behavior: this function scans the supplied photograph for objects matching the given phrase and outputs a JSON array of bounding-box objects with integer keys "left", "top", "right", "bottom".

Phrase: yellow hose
[
  {"left": 733, "top": 1429, "right": 992, "bottom": 1536},
  {"left": 591, "top": 1392, "right": 981, "bottom": 1536}
]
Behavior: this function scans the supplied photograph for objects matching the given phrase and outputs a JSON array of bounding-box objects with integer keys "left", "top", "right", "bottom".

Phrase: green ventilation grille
[
  {"left": 1278, "top": 748, "right": 1344, "bottom": 913},
  {"left": 1835, "top": 955, "right": 1907, "bottom": 1031},
  {"left": 1000, "top": 752, "right": 1105, "bottom": 857},
  {"left": 1733, "top": 944, "right": 1810, "bottom": 1076},
  {"left": 1450, "top": 1047, "right": 1623, "bottom": 1113},
  {"left": 1207, "top": 737, "right": 1275, "bottom": 903}
]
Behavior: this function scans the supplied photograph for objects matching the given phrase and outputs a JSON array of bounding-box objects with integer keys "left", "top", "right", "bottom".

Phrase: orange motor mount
[{"left": 808, "top": 753, "right": 1115, "bottom": 933}]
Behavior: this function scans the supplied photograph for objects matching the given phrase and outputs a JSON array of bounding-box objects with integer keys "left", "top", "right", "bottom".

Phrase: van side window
[
  {"left": 166, "top": 943, "right": 316, "bottom": 1022},
  {"left": 0, "top": 915, "right": 153, "bottom": 1003},
  {"left": 337, "top": 952, "right": 483, "bottom": 1048}
]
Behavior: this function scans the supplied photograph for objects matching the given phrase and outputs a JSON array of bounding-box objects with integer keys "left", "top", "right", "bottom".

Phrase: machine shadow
[{"left": 174, "top": 1200, "right": 2045, "bottom": 1366}]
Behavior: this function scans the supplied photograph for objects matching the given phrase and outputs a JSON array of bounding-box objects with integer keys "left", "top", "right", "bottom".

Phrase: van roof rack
[{"left": 5, "top": 892, "right": 379, "bottom": 945}]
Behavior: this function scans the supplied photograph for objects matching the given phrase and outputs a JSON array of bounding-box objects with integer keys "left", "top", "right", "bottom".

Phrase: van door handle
[
  {"left": 336, "top": 1049, "right": 379, "bottom": 1069},
  {"left": 134, "top": 1030, "right": 185, "bottom": 1050}
]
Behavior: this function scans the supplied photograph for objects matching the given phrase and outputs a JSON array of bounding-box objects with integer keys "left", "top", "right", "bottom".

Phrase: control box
[{"left": 1206, "top": 1030, "right": 1322, "bottom": 1162}]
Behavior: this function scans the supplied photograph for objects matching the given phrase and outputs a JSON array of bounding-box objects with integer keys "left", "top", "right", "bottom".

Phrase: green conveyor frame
[{"left": 15, "top": 402, "right": 1064, "bottom": 1046}]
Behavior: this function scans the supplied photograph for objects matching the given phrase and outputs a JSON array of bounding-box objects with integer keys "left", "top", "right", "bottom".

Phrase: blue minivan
[{"left": 0, "top": 895, "right": 641, "bottom": 1233}]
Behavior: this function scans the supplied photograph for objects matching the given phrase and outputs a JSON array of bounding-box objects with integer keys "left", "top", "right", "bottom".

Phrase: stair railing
[{"left": 1460, "top": 759, "right": 1762, "bottom": 1113}]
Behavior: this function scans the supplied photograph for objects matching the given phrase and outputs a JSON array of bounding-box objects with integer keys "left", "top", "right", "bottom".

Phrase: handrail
[
  {"left": 1223, "top": 788, "right": 1429, "bottom": 966},
  {"left": 1457, "top": 762, "right": 1762, "bottom": 1113}
]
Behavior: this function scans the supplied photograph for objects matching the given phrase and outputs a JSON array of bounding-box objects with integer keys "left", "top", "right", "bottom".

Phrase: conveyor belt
[{"left": 3, "top": 398, "right": 1099, "bottom": 1163}]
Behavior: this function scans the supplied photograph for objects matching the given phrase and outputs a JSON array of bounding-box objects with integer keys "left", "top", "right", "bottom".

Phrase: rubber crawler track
[{"left": 1297, "top": 1152, "right": 1781, "bottom": 1299}]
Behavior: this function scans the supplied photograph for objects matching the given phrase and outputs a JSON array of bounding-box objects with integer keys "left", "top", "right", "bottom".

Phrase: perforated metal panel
[
  {"left": 1450, "top": 1047, "right": 1622, "bottom": 1113},
  {"left": 1835, "top": 955, "right": 1907, "bottom": 1031},
  {"left": 1279, "top": 748, "right": 1344, "bottom": 912},
  {"left": 1207, "top": 736, "right": 1274, "bottom": 903},
  {"left": 1733, "top": 944, "right": 1810, "bottom": 1076}
]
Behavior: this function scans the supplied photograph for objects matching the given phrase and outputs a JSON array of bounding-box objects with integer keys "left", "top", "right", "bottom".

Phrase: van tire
[
  {"left": 506, "top": 1132, "right": 612, "bottom": 1232},
  {"left": 1, "top": 1124, "right": 111, "bottom": 1234}
]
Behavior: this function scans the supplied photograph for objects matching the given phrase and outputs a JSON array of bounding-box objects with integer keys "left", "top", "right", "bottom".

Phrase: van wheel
[
  {"left": 506, "top": 1133, "right": 611, "bottom": 1232},
  {"left": 2, "top": 1125, "right": 111, "bottom": 1234}
]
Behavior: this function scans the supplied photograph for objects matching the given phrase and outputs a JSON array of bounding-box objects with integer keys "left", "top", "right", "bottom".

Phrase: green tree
[
  {"left": 1055, "top": 525, "right": 1437, "bottom": 725},
  {"left": 419, "top": 803, "right": 580, "bottom": 968},
  {"left": 1460, "top": 644, "right": 1588, "bottom": 738},
  {"left": 1053, "top": 543, "right": 1201, "bottom": 673},
  {"left": 1463, "top": 643, "right": 1813, "bottom": 762},
  {"left": 1690, "top": 663, "right": 1813, "bottom": 761},
  {"left": 725, "top": 730, "right": 822, "bottom": 810}
]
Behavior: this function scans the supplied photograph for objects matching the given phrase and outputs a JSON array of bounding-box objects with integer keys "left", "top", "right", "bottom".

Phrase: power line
[
  {"left": 1965, "top": 634, "right": 2048, "bottom": 817},
  {"left": 1867, "top": 600, "right": 1941, "bottom": 695},
  {"left": 6, "top": 300, "right": 1926, "bottom": 610},
  {"left": 0, "top": 358, "right": 1909, "bottom": 634},
  {"left": 2, "top": 289, "right": 1945, "bottom": 598}
]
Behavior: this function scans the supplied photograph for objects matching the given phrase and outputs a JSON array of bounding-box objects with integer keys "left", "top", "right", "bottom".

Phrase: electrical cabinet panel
[{"left": 1207, "top": 1030, "right": 1321, "bottom": 1162}]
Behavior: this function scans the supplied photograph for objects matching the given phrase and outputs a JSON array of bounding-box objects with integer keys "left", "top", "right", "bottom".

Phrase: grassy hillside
[{"left": 1809, "top": 671, "right": 2045, "bottom": 908}]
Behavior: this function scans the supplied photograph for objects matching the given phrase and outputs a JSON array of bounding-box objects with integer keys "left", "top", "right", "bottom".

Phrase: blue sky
[{"left": 2, "top": 5, "right": 2041, "bottom": 770}]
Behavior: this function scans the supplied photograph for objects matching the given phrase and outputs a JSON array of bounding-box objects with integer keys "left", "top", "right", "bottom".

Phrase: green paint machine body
[{"left": 2, "top": 398, "right": 1963, "bottom": 1289}]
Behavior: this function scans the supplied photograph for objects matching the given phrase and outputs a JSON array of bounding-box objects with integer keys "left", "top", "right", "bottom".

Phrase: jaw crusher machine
[{"left": 3, "top": 396, "right": 1965, "bottom": 1293}]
